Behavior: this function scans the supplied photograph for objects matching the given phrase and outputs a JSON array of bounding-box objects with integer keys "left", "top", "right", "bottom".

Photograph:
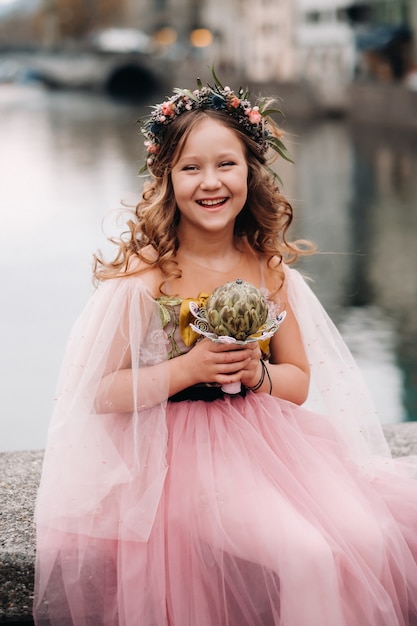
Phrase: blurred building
[
  {"left": 1, "top": 0, "right": 415, "bottom": 97},
  {"left": 201, "top": 0, "right": 297, "bottom": 82},
  {"left": 123, "top": 0, "right": 199, "bottom": 43},
  {"left": 118, "top": 0, "right": 297, "bottom": 82},
  {"left": 296, "top": 0, "right": 357, "bottom": 110},
  {"left": 0, "top": 0, "right": 124, "bottom": 48},
  {"left": 356, "top": 1, "right": 416, "bottom": 83}
]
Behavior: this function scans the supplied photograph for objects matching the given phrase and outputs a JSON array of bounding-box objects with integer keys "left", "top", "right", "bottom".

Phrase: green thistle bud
[{"left": 205, "top": 279, "right": 268, "bottom": 341}]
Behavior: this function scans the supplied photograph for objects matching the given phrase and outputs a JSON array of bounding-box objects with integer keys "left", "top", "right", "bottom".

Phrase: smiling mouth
[{"left": 197, "top": 198, "right": 228, "bottom": 208}]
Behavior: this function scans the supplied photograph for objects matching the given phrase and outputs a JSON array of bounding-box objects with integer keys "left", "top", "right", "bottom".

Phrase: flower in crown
[{"left": 139, "top": 67, "right": 294, "bottom": 177}]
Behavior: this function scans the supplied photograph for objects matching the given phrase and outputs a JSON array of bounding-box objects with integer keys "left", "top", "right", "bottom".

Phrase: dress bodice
[{"left": 155, "top": 293, "right": 210, "bottom": 359}]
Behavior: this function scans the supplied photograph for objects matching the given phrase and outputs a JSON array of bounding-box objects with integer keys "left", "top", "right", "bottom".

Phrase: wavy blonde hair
[{"left": 93, "top": 108, "right": 315, "bottom": 293}]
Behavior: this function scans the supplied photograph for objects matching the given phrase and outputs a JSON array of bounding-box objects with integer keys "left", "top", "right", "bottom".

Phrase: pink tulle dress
[{"left": 33, "top": 266, "right": 417, "bottom": 626}]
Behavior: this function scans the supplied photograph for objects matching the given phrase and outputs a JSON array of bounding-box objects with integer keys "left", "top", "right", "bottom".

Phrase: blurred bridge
[{"left": 0, "top": 47, "right": 171, "bottom": 100}]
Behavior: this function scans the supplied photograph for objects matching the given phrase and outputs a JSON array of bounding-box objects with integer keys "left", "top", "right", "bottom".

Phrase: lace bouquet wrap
[{"left": 190, "top": 279, "right": 286, "bottom": 394}]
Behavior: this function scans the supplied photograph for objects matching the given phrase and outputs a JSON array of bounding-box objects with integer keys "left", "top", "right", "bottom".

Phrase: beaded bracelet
[
  {"left": 246, "top": 361, "right": 265, "bottom": 391},
  {"left": 246, "top": 361, "right": 273, "bottom": 395},
  {"left": 263, "top": 362, "right": 273, "bottom": 395}
]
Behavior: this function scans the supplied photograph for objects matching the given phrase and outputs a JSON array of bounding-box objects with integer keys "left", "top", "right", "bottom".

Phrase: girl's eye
[
  {"left": 182, "top": 165, "right": 198, "bottom": 171},
  {"left": 219, "top": 161, "right": 235, "bottom": 168}
]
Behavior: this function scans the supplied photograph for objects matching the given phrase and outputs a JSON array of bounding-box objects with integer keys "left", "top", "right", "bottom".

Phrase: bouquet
[{"left": 189, "top": 278, "right": 286, "bottom": 394}]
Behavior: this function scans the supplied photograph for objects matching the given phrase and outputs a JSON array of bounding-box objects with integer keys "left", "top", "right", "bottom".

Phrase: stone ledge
[
  {"left": 0, "top": 450, "right": 42, "bottom": 623},
  {"left": 1, "top": 423, "right": 417, "bottom": 623}
]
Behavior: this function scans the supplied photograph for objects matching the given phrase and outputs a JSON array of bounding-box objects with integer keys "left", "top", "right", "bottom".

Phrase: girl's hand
[
  {"left": 235, "top": 342, "right": 263, "bottom": 388},
  {"left": 184, "top": 338, "right": 262, "bottom": 388}
]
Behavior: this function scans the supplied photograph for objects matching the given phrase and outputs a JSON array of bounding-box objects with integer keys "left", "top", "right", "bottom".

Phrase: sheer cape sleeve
[
  {"left": 286, "top": 266, "right": 392, "bottom": 466},
  {"left": 35, "top": 276, "right": 170, "bottom": 542}
]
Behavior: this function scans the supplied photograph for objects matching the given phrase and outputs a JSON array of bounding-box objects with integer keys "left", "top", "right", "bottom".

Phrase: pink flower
[
  {"left": 161, "top": 102, "right": 175, "bottom": 117},
  {"left": 229, "top": 95, "right": 240, "bottom": 108},
  {"left": 146, "top": 142, "right": 159, "bottom": 154},
  {"left": 247, "top": 107, "right": 262, "bottom": 124}
]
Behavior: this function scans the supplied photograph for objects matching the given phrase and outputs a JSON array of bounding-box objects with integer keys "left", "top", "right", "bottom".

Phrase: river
[{"left": 1, "top": 82, "right": 416, "bottom": 452}]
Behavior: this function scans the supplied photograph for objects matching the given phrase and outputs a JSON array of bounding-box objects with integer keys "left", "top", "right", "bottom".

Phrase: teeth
[{"left": 199, "top": 198, "right": 226, "bottom": 207}]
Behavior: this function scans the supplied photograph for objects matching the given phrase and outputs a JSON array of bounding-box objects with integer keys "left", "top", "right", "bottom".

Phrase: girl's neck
[
  {"left": 171, "top": 241, "right": 262, "bottom": 298},
  {"left": 177, "top": 235, "right": 245, "bottom": 273},
  {"left": 178, "top": 248, "right": 243, "bottom": 273}
]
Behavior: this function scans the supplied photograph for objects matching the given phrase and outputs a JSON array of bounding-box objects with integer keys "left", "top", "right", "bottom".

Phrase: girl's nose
[{"left": 200, "top": 168, "right": 221, "bottom": 189}]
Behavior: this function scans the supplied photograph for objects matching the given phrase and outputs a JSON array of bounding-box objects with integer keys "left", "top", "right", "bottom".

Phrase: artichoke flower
[{"left": 205, "top": 279, "right": 269, "bottom": 341}]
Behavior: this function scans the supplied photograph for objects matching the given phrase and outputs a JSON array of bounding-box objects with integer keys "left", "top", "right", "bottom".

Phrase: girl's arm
[
  {"left": 94, "top": 303, "right": 308, "bottom": 414},
  {"left": 236, "top": 261, "right": 310, "bottom": 405},
  {"left": 95, "top": 339, "right": 257, "bottom": 413},
  {"left": 239, "top": 298, "right": 310, "bottom": 405}
]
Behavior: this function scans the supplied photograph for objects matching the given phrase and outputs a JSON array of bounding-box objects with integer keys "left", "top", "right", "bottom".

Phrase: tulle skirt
[{"left": 35, "top": 392, "right": 417, "bottom": 626}]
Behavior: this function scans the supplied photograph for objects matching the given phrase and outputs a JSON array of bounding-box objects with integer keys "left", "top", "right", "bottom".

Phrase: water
[{"left": 1, "top": 83, "right": 416, "bottom": 452}]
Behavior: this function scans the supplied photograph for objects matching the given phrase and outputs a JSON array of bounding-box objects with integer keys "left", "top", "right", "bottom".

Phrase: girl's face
[{"left": 171, "top": 117, "right": 248, "bottom": 237}]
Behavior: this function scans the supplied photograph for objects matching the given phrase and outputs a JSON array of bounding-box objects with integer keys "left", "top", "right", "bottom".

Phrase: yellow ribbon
[{"left": 179, "top": 293, "right": 210, "bottom": 347}]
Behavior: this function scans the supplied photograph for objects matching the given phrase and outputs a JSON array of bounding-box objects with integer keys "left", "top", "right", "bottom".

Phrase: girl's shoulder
[
  {"left": 125, "top": 246, "right": 163, "bottom": 296},
  {"left": 261, "top": 255, "right": 287, "bottom": 297}
]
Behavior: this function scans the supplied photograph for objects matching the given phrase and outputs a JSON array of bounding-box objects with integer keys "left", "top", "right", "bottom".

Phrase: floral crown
[{"left": 140, "top": 68, "right": 293, "bottom": 177}]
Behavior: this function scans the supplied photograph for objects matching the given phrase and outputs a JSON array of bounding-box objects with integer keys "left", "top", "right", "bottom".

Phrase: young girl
[{"left": 33, "top": 74, "right": 417, "bottom": 626}]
